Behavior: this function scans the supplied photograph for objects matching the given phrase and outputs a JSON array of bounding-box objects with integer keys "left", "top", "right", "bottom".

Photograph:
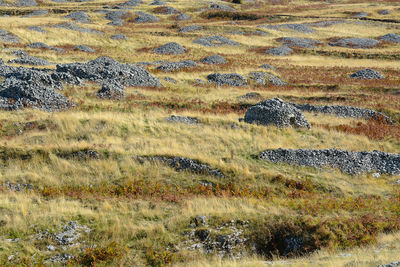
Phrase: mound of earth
[
  {"left": 200, "top": 55, "right": 226, "bottom": 65},
  {"left": 56, "top": 57, "right": 161, "bottom": 87},
  {"left": 328, "top": 38, "right": 380, "bottom": 49},
  {"left": 259, "top": 148, "right": 400, "bottom": 175},
  {"left": 350, "top": 69, "right": 384, "bottom": 79},
  {"left": 153, "top": 42, "right": 186, "bottom": 55},
  {"left": 244, "top": 98, "right": 310, "bottom": 128},
  {"left": 207, "top": 73, "right": 248, "bottom": 87},
  {"left": 194, "top": 35, "right": 239, "bottom": 47}
]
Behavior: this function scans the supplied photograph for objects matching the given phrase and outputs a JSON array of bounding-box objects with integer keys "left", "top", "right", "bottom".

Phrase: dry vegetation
[{"left": 0, "top": 0, "right": 399, "bottom": 266}]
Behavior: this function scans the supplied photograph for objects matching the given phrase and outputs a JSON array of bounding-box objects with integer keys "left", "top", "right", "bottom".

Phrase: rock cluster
[
  {"left": 291, "top": 102, "right": 391, "bottom": 122},
  {"left": 379, "top": 33, "right": 400, "bottom": 43},
  {"left": 0, "top": 29, "right": 20, "bottom": 43},
  {"left": 265, "top": 45, "right": 293, "bottom": 56},
  {"left": 97, "top": 82, "right": 125, "bottom": 100},
  {"left": 260, "top": 23, "right": 314, "bottom": 33},
  {"left": 328, "top": 38, "right": 380, "bottom": 48},
  {"left": 207, "top": 73, "right": 248, "bottom": 86},
  {"left": 244, "top": 98, "right": 310, "bottom": 128},
  {"left": 179, "top": 25, "right": 202, "bottom": 33},
  {"left": 259, "top": 148, "right": 400, "bottom": 175},
  {"left": 350, "top": 69, "right": 384, "bottom": 79},
  {"left": 134, "top": 11, "right": 160, "bottom": 23},
  {"left": 166, "top": 115, "right": 199, "bottom": 124},
  {"left": 194, "top": 35, "right": 239, "bottom": 47},
  {"left": 200, "top": 55, "right": 226, "bottom": 65},
  {"left": 64, "top": 11, "right": 90, "bottom": 23},
  {"left": 138, "top": 156, "right": 225, "bottom": 178},
  {"left": 155, "top": 60, "right": 198, "bottom": 72},
  {"left": 279, "top": 37, "right": 321, "bottom": 48},
  {"left": 249, "top": 72, "right": 286, "bottom": 86},
  {"left": 153, "top": 42, "right": 186, "bottom": 54}
]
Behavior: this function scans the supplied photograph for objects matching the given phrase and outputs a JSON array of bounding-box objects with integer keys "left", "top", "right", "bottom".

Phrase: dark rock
[
  {"left": 179, "top": 25, "right": 202, "bottom": 33},
  {"left": 153, "top": 42, "right": 186, "bottom": 55},
  {"left": 134, "top": 11, "right": 160, "bottom": 23},
  {"left": 200, "top": 55, "right": 226, "bottom": 65},
  {"left": 155, "top": 60, "right": 198, "bottom": 72},
  {"left": 74, "top": 45, "right": 95, "bottom": 53},
  {"left": 244, "top": 98, "right": 310, "bottom": 128},
  {"left": 97, "top": 82, "right": 125, "bottom": 99},
  {"left": 8, "top": 54, "right": 52, "bottom": 66},
  {"left": 328, "top": 38, "right": 380, "bottom": 49},
  {"left": 265, "top": 45, "right": 293, "bottom": 56},
  {"left": 194, "top": 35, "right": 239, "bottom": 47},
  {"left": 350, "top": 69, "right": 384, "bottom": 79},
  {"left": 249, "top": 72, "right": 286, "bottom": 86},
  {"left": 64, "top": 11, "right": 90, "bottom": 23}
]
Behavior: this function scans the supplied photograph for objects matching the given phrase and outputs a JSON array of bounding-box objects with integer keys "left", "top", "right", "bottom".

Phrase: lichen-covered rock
[{"left": 244, "top": 98, "right": 310, "bottom": 128}]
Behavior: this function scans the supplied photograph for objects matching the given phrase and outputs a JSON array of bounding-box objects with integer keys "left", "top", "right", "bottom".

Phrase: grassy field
[{"left": 0, "top": 0, "right": 399, "bottom": 266}]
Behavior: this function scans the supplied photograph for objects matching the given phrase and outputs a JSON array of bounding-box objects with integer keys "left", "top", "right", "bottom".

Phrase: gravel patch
[
  {"left": 265, "top": 45, "right": 293, "bottom": 56},
  {"left": 4, "top": 181, "right": 33, "bottom": 191},
  {"left": 279, "top": 37, "right": 321, "bottom": 48},
  {"left": 74, "top": 45, "right": 95, "bottom": 53},
  {"left": 27, "top": 26, "right": 46, "bottom": 33},
  {"left": 200, "top": 55, "right": 226, "bottom": 65},
  {"left": 163, "top": 77, "right": 177, "bottom": 84},
  {"left": 64, "top": 11, "right": 90, "bottom": 23},
  {"left": 137, "top": 155, "right": 225, "bottom": 178},
  {"left": 259, "top": 148, "right": 400, "bottom": 175},
  {"left": 238, "top": 92, "right": 262, "bottom": 100},
  {"left": 244, "top": 98, "right": 310, "bottom": 128},
  {"left": 15, "top": 0, "right": 37, "bottom": 6},
  {"left": 54, "top": 22, "right": 103, "bottom": 34},
  {"left": 155, "top": 60, "right": 198, "bottom": 72},
  {"left": 305, "top": 20, "right": 344, "bottom": 27},
  {"left": 134, "top": 11, "right": 160, "bottom": 23},
  {"left": 56, "top": 56, "right": 161, "bottom": 87},
  {"left": 150, "top": 0, "right": 165, "bottom": 5},
  {"left": 175, "top": 13, "right": 191, "bottom": 20},
  {"left": 97, "top": 81, "right": 125, "bottom": 99},
  {"left": 0, "top": 29, "right": 20, "bottom": 43},
  {"left": 166, "top": 115, "right": 199, "bottom": 124},
  {"left": 379, "top": 33, "right": 400, "bottom": 43},
  {"left": 209, "top": 3, "right": 236, "bottom": 12},
  {"left": 119, "top": 0, "right": 141, "bottom": 7},
  {"left": 179, "top": 25, "right": 202, "bottom": 33},
  {"left": 249, "top": 72, "right": 286, "bottom": 86},
  {"left": 291, "top": 102, "right": 392, "bottom": 122},
  {"left": 350, "top": 68, "right": 384, "bottom": 79},
  {"left": 153, "top": 42, "right": 186, "bottom": 55},
  {"left": 258, "top": 64, "right": 275, "bottom": 70},
  {"left": 194, "top": 35, "right": 239, "bottom": 46},
  {"left": 328, "top": 38, "right": 380, "bottom": 49},
  {"left": 8, "top": 54, "right": 52, "bottom": 66},
  {"left": 0, "top": 68, "right": 74, "bottom": 111},
  {"left": 111, "top": 34, "right": 129, "bottom": 40},
  {"left": 377, "top": 261, "right": 400, "bottom": 267},
  {"left": 154, "top": 6, "right": 180, "bottom": 15},
  {"left": 207, "top": 73, "right": 248, "bottom": 86}
]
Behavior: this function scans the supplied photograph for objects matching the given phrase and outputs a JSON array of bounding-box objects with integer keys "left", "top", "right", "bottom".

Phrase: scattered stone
[
  {"left": 163, "top": 77, "right": 177, "bottom": 84},
  {"left": 137, "top": 156, "right": 225, "bottom": 178},
  {"left": 209, "top": 3, "right": 236, "bottom": 12},
  {"left": 0, "top": 29, "right": 20, "bottom": 43},
  {"left": 111, "top": 34, "right": 128, "bottom": 40},
  {"left": 49, "top": 254, "right": 74, "bottom": 263},
  {"left": 207, "top": 73, "right": 248, "bottom": 87},
  {"left": 153, "top": 42, "right": 186, "bottom": 55},
  {"left": 305, "top": 20, "right": 344, "bottom": 27},
  {"left": 27, "top": 42, "right": 65, "bottom": 53},
  {"left": 8, "top": 54, "right": 52, "bottom": 66},
  {"left": 378, "top": 9, "right": 390, "bottom": 15},
  {"left": 259, "top": 148, "right": 400, "bottom": 175},
  {"left": 64, "top": 11, "right": 90, "bottom": 23},
  {"left": 194, "top": 35, "right": 239, "bottom": 47},
  {"left": 328, "top": 38, "right": 380, "bottom": 49},
  {"left": 54, "top": 22, "right": 103, "bottom": 34},
  {"left": 74, "top": 45, "right": 95, "bottom": 53},
  {"left": 156, "top": 60, "right": 198, "bottom": 72},
  {"left": 134, "top": 11, "right": 160, "bottom": 23},
  {"left": 244, "top": 98, "right": 310, "bottom": 128},
  {"left": 291, "top": 102, "right": 391, "bottom": 122},
  {"left": 0, "top": 68, "right": 74, "bottom": 111},
  {"left": 120, "top": 0, "right": 141, "bottom": 7},
  {"left": 350, "top": 69, "right": 384, "bottom": 80},
  {"left": 259, "top": 64, "right": 275, "bottom": 70},
  {"left": 166, "top": 115, "right": 199, "bottom": 124},
  {"left": 379, "top": 33, "right": 400, "bottom": 43},
  {"left": 56, "top": 56, "right": 161, "bottom": 87},
  {"left": 179, "top": 25, "right": 202, "bottom": 33},
  {"left": 238, "top": 92, "right": 262, "bottom": 100},
  {"left": 249, "top": 72, "right": 286, "bottom": 86},
  {"left": 15, "top": 0, "right": 37, "bottom": 6},
  {"left": 279, "top": 37, "right": 321, "bottom": 48},
  {"left": 3, "top": 181, "right": 33, "bottom": 191},
  {"left": 200, "top": 55, "right": 226, "bottom": 65},
  {"left": 27, "top": 26, "right": 46, "bottom": 33},
  {"left": 175, "top": 13, "right": 191, "bottom": 21},
  {"left": 105, "top": 10, "right": 127, "bottom": 26},
  {"left": 265, "top": 45, "right": 293, "bottom": 56},
  {"left": 97, "top": 82, "right": 125, "bottom": 99},
  {"left": 150, "top": 0, "right": 165, "bottom": 5}
]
